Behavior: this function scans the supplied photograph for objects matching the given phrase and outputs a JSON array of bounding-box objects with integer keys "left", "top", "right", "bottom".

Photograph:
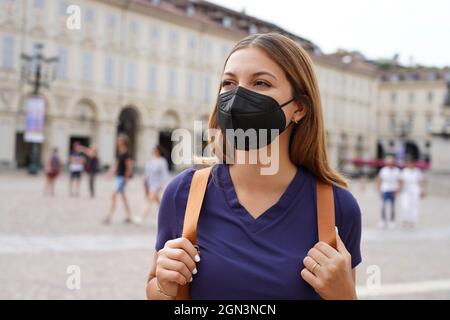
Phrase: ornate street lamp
[{"left": 20, "top": 43, "right": 58, "bottom": 174}]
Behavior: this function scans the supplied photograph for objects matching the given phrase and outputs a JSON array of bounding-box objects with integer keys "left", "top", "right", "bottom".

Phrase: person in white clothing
[
  {"left": 140, "top": 145, "right": 170, "bottom": 223},
  {"left": 399, "top": 159, "right": 426, "bottom": 229},
  {"left": 376, "top": 155, "right": 401, "bottom": 229}
]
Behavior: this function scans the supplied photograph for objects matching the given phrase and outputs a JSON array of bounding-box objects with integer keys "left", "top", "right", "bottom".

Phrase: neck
[{"left": 229, "top": 127, "right": 297, "bottom": 189}]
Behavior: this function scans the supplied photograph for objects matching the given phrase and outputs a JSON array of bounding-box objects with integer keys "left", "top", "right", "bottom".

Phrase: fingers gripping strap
[{"left": 316, "top": 182, "right": 337, "bottom": 249}]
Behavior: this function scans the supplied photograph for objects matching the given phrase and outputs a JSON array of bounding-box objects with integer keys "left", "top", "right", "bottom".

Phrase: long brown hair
[{"left": 207, "top": 32, "right": 348, "bottom": 188}]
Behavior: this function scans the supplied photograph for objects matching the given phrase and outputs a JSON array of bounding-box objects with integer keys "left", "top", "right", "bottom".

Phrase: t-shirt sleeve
[
  {"left": 154, "top": 167, "right": 195, "bottom": 251},
  {"left": 333, "top": 186, "right": 362, "bottom": 269}
]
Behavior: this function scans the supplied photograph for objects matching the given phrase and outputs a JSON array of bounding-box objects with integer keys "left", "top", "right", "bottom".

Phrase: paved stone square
[{"left": 1, "top": 170, "right": 449, "bottom": 299}]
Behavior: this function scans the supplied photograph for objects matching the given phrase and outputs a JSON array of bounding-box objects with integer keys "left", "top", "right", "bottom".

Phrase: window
[
  {"left": 1, "top": 36, "right": 14, "bottom": 69},
  {"left": 169, "top": 30, "right": 179, "bottom": 46},
  {"left": 389, "top": 114, "right": 396, "bottom": 132},
  {"left": 148, "top": 65, "right": 157, "bottom": 93},
  {"left": 33, "top": 0, "right": 45, "bottom": 9},
  {"left": 390, "top": 92, "right": 396, "bottom": 104},
  {"left": 81, "top": 52, "right": 92, "bottom": 82},
  {"left": 186, "top": 5, "right": 195, "bottom": 16},
  {"left": 187, "top": 36, "right": 196, "bottom": 50},
  {"left": 186, "top": 73, "right": 194, "bottom": 99},
  {"left": 389, "top": 73, "right": 399, "bottom": 82},
  {"left": 203, "top": 76, "right": 211, "bottom": 103},
  {"left": 59, "top": 0, "right": 69, "bottom": 15},
  {"left": 127, "top": 61, "right": 137, "bottom": 89},
  {"left": 406, "top": 115, "right": 414, "bottom": 133},
  {"left": 167, "top": 69, "right": 177, "bottom": 97},
  {"left": 221, "top": 44, "right": 229, "bottom": 59},
  {"left": 56, "top": 47, "right": 68, "bottom": 79},
  {"left": 84, "top": 8, "right": 95, "bottom": 24},
  {"left": 104, "top": 57, "right": 115, "bottom": 87},
  {"left": 222, "top": 16, "right": 232, "bottom": 28},
  {"left": 249, "top": 23, "right": 258, "bottom": 34},
  {"left": 151, "top": 26, "right": 160, "bottom": 41},
  {"left": 106, "top": 14, "right": 117, "bottom": 29},
  {"left": 427, "top": 72, "right": 437, "bottom": 81},
  {"left": 425, "top": 114, "right": 433, "bottom": 132},
  {"left": 129, "top": 20, "right": 139, "bottom": 34},
  {"left": 445, "top": 72, "right": 450, "bottom": 82},
  {"left": 204, "top": 40, "right": 213, "bottom": 62}
]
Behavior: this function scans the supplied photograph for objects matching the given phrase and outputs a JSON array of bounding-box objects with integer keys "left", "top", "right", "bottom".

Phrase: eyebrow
[{"left": 223, "top": 71, "right": 278, "bottom": 80}]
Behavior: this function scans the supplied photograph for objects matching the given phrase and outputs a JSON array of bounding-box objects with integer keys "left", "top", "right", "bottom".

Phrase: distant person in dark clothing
[
  {"left": 80, "top": 144, "right": 100, "bottom": 198},
  {"left": 69, "top": 142, "right": 85, "bottom": 197},
  {"left": 44, "top": 148, "right": 61, "bottom": 196},
  {"left": 104, "top": 134, "right": 135, "bottom": 224}
]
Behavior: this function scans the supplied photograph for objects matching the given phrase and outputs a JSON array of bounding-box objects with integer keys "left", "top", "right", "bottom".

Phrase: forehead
[{"left": 224, "top": 47, "right": 285, "bottom": 78}]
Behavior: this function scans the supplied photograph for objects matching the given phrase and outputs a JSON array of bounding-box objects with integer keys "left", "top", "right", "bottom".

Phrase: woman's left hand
[{"left": 300, "top": 233, "right": 356, "bottom": 300}]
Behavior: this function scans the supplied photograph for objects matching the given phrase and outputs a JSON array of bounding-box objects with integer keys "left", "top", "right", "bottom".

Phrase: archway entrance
[
  {"left": 117, "top": 107, "right": 139, "bottom": 160},
  {"left": 158, "top": 110, "right": 180, "bottom": 171},
  {"left": 405, "top": 141, "right": 420, "bottom": 161},
  {"left": 377, "top": 142, "right": 385, "bottom": 160},
  {"left": 69, "top": 99, "right": 97, "bottom": 159}
]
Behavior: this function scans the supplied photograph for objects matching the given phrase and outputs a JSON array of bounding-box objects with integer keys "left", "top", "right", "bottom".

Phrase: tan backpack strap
[
  {"left": 181, "top": 166, "right": 212, "bottom": 244},
  {"left": 176, "top": 166, "right": 212, "bottom": 300},
  {"left": 316, "top": 181, "right": 337, "bottom": 249}
]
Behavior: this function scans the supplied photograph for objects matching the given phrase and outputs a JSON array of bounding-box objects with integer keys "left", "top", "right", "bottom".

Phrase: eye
[
  {"left": 221, "top": 79, "right": 236, "bottom": 90},
  {"left": 254, "top": 80, "right": 271, "bottom": 88}
]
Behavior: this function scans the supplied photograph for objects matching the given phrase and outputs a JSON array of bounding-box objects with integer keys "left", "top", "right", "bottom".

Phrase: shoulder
[
  {"left": 162, "top": 167, "right": 196, "bottom": 202},
  {"left": 332, "top": 185, "right": 361, "bottom": 227}
]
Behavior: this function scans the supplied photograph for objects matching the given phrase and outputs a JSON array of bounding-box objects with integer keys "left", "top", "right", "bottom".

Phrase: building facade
[
  {"left": 377, "top": 68, "right": 450, "bottom": 163},
  {"left": 0, "top": 0, "right": 413, "bottom": 175}
]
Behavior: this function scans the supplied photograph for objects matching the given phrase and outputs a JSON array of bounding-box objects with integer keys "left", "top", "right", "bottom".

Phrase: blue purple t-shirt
[{"left": 155, "top": 164, "right": 362, "bottom": 300}]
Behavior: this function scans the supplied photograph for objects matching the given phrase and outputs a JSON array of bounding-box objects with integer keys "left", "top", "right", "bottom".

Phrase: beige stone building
[
  {"left": 377, "top": 68, "right": 450, "bottom": 163},
  {"left": 0, "top": 0, "right": 389, "bottom": 174}
]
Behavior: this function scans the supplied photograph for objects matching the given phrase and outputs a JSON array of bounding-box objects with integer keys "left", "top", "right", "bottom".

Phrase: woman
[
  {"left": 68, "top": 141, "right": 85, "bottom": 197},
  {"left": 399, "top": 159, "right": 425, "bottom": 229},
  {"left": 44, "top": 148, "right": 61, "bottom": 196},
  {"left": 146, "top": 33, "right": 361, "bottom": 300},
  {"left": 140, "top": 145, "right": 170, "bottom": 223},
  {"left": 104, "top": 134, "right": 135, "bottom": 224}
]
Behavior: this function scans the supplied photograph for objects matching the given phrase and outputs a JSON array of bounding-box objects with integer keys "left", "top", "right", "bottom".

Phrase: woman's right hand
[{"left": 155, "top": 237, "right": 200, "bottom": 298}]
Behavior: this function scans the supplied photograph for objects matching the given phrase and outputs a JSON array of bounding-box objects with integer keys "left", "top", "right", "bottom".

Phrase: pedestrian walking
[
  {"left": 140, "top": 145, "right": 170, "bottom": 223},
  {"left": 146, "top": 33, "right": 361, "bottom": 300},
  {"left": 69, "top": 141, "right": 85, "bottom": 197},
  {"left": 376, "top": 155, "right": 400, "bottom": 229},
  {"left": 81, "top": 144, "right": 100, "bottom": 198},
  {"left": 104, "top": 134, "right": 135, "bottom": 224},
  {"left": 400, "top": 159, "right": 426, "bottom": 229},
  {"left": 44, "top": 148, "right": 61, "bottom": 196}
]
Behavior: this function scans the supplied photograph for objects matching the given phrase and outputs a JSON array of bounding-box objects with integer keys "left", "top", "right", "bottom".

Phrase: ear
[{"left": 291, "top": 102, "right": 307, "bottom": 123}]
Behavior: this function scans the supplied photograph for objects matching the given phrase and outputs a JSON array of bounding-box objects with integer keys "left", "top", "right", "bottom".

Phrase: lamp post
[{"left": 20, "top": 43, "right": 58, "bottom": 174}]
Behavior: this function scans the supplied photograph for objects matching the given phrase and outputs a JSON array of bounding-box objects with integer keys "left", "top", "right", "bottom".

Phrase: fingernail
[
  {"left": 194, "top": 255, "right": 201, "bottom": 262},
  {"left": 193, "top": 268, "right": 198, "bottom": 275},
  {"left": 189, "top": 277, "right": 193, "bottom": 282}
]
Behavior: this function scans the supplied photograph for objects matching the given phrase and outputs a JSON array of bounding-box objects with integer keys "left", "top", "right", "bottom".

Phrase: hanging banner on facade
[{"left": 24, "top": 95, "right": 46, "bottom": 143}]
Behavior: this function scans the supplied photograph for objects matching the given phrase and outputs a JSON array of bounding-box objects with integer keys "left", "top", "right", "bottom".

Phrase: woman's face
[{"left": 220, "top": 47, "right": 304, "bottom": 124}]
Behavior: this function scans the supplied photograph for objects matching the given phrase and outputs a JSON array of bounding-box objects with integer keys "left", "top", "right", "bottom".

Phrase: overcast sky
[{"left": 209, "top": 0, "right": 450, "bottom": 68}]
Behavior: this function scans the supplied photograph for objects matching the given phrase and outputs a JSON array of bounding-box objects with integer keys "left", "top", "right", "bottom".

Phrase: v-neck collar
[{"left": 218, "top": 164, "right": 306, "bottom": 233}]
